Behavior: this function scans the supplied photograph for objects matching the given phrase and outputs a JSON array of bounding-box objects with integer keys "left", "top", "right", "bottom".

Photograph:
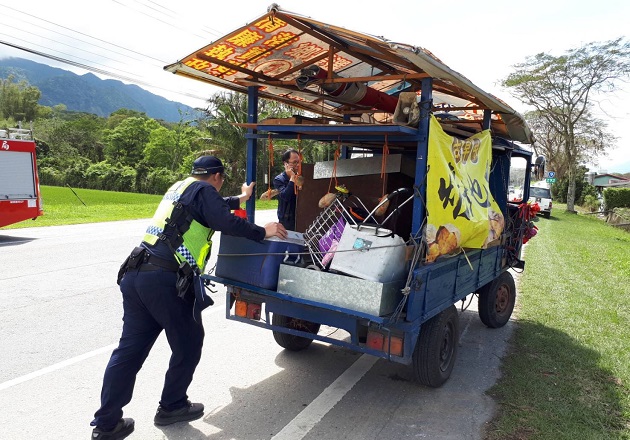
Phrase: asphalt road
[{"left": 0, "top": 212, "right": 514, "bottom": 440}]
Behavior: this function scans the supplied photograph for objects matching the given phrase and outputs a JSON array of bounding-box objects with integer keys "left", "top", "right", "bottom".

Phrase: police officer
[{"left": 90, "top": 155, "right": 287, "bottom": 440}]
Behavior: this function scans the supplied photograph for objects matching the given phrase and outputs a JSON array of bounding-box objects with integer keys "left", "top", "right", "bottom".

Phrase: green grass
[
  {"left": 3, "top": 185, "right": 278, "bottom": 229},
  {"left": 486, "top": 206, "right": 630, "bottom": 440}
]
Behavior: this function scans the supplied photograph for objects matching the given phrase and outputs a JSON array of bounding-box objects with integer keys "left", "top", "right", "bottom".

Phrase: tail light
[
  {"left": 234, "top": 300, "right": 261, "bottom": 320},
  {"left": 366, "top": 330, "right": 404, "bottom": 357}
]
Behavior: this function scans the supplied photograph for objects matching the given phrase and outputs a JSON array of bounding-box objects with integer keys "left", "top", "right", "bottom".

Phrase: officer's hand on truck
[{"left": 264, "top": 222, "right": 288, "bottom": 239}]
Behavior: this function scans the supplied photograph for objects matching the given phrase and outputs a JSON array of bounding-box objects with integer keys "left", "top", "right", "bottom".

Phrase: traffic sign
[
  {"left": 546, "top": 178, "right": 556, "bottom": 183},
  {"left": 548, "top": 171, "right": 555, "bottom": 178}
]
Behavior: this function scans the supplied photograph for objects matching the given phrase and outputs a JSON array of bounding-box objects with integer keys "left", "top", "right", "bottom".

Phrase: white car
[{"left": 529, "top": 186, "right": 552, "bottom": 218}]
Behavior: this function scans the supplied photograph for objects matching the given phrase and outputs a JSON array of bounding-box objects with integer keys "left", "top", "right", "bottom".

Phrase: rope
[
  {"left": 295, "top": 134, "right": 302, "bottom": 196},
  {"left": 217, "top": 242, "right": 409, "bottom": 258},
  {"left": 266, "top": 133, "right": 274, "bottom": 197},
  {"left": 327, "top": 137, "right": 341, "bottom": 193},
  {"left": 380, "top": 134, "right": 389, "bottom": 197}
]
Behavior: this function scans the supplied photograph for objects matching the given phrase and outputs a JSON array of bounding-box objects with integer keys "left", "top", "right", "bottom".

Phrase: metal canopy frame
[
  {"left": 166, "top": 5, "right": 533, "bottom": 235},
  {"left": 165, "top": 5, "right": 533, "bottom": 145}
]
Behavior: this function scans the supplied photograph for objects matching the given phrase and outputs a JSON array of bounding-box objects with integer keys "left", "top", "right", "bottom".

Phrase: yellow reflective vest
[{"left": 142, "top": 177, "right": 214, "bottom": 272}]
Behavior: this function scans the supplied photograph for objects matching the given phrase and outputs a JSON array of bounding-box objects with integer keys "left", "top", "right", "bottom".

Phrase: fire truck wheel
[
  {"left": 412, "top": 305, "right": 459, "bottom": 387},
  {"left": 477, "top": 271, "right": 516, "bottom": 328},
  {"left": 272, "top": 314, "right": 321, "bottom": 351}
]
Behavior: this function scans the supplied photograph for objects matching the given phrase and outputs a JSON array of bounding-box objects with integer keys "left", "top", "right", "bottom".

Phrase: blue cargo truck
[{"left": 166, "top": 5, "right": 536, "bottom": 386}]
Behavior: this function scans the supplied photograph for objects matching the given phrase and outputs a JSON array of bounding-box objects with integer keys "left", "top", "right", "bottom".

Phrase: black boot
[{"left": 154, "top": 400, "right": 204, "bottom": 426}]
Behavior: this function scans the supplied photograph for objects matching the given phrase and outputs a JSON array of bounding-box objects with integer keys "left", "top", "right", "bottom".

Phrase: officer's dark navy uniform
[{"left": 90, "top": 156, "right": 286, "bottom": 440}]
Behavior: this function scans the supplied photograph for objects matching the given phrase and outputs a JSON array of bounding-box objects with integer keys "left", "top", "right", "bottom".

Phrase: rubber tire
[
  {"left": 272, "top": 314, "right": 321, "bottom": 351},
  {"left": 412, "top": 305, "right": 459, "bottom": 387},
  {"left": 478, "top": 271, "right": 516, "bottom": 328}
]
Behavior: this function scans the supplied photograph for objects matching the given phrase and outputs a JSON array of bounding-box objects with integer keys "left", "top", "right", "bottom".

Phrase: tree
[
  {"left": 200, "top": 91, "right": 298, "bottom": 194},
  {"left": 502, "top": 38, "right": 630, "bottom": 212},
  {"left": 53, "top": 114, "right": 106, "bottom": 162},
  {"left": 524, "top": 109, "right": 615, "bottom": 179},
  {"left": 103, "top": 117, "right": 156, "bottom": 166},
  {"left": 0, "top": 76, "right": 41, "bottom": 121}
]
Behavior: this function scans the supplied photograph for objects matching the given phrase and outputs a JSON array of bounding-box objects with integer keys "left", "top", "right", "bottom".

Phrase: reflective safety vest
[{"left": 142, "top": 177, "right": 214, "bottom": 272}]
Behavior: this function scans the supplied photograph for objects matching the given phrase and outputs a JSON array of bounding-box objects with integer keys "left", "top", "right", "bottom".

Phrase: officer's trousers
[{"left": 91, "top": 268, "right": 204, "bottom": 430}]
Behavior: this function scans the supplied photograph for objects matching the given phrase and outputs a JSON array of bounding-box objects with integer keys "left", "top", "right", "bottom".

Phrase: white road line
[
  {"left": 271, "top": 354, "right": 378, "bottom": 440},
  {"left": 0, "top": 303, "right": 226, "bottom": 392},
  {"left": 0, "top": 343, "right": 118, "bottom": 391}
]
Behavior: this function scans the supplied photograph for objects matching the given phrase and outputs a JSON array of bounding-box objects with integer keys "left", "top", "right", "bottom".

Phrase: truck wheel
[
  {"left": 478, "top": 271, "right": 516, "bottom": 328},
  {"left": 412, "top": 305, "right": 459, "bottom": 387},
  {"left": 272, "top": 314, "right": 320, "bottom": 351}
]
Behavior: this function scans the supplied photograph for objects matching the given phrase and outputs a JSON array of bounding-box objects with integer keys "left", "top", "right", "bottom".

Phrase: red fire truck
[{"left": 0, "top": 127, "right": 44, "bottom": 228}]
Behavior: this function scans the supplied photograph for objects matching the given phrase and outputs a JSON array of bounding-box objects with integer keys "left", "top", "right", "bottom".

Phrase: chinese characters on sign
[{"left": 425, "top": 116, "right": 504, "bottom": 262}]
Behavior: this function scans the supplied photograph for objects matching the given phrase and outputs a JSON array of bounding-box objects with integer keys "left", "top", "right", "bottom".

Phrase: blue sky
[{"left": 0, "top": 0, "right": 628, "bottom": 172}]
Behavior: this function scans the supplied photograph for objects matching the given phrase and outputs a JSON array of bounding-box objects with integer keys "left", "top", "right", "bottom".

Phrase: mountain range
[{"left": 0, "top": 57, "right": 196, "bottom": 122}]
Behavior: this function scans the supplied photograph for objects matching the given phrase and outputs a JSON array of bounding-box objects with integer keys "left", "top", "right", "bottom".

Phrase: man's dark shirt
[
  {"left": 273, "top": 171, "right": 296, "bottom": 230},
  {"left": 144, "top": 180, "right": 265, "bottom": 262}
]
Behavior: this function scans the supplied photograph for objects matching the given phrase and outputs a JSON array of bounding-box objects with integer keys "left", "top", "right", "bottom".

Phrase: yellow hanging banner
[{"left": 425, "top": 115, "right": 504, "bottom": 262}]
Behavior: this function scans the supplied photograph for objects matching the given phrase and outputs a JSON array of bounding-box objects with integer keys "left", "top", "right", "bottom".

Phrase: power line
[
  {"left": 135, "top": 0, "right": 225, "bottom": 38},
  {"left": 0, "top": 27, "right": 140, "bottom": 77},
  {"left": 0, "top": 6, "right": 163, "bottom": 69},
  {"left": 0, "top": 3, "right": 167, "bottom": 65},
  {"left": 0, "top": 39, "right": 213, "bottom": 105},
  {"left": 0, "top": 2, "right": 222, "bottom": 105}
]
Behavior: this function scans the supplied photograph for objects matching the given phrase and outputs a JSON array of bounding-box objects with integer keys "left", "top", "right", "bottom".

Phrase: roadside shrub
[
  {"left": 83, "top": 161, "right": 137, "bottom": 192},
  {"left": 603, "top": 188, "right": 630, "bottom": 210},
  {"left": 553, "top": 178, "right": 596, "bottom": 205},
  {"left": 142, "top": 167, "right": 180, "bottom": 194},
  {"left": 38, "top": 166, "right": 64, "bottom": 186},
  {"left": 582, "top": 194, "right": 600, "bottom": 212}
]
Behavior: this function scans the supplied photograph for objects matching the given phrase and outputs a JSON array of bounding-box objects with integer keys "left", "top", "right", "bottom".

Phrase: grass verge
[
  {"left": 485, "top": 206, "right": 630, "bottom": 440},
  {"left": 3, "top": 185, "right": 278, "bottom": 229}
]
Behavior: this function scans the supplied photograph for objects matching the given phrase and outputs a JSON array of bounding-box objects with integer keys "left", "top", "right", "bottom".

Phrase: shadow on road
[
  {"left": 155, "top": 307, "right": 520, "bottom": 440},
  {"left": 0, "top": 235, "right": 37, "bottom": 246}
]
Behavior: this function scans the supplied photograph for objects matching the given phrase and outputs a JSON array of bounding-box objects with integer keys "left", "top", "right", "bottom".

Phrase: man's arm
[
  {"left": 273, "top": 173, "right": 295, "bottom": 201},
  {"left": 200, "top": 186, "right": 286, "bottom": 240},
  {"left": 223, "top": 182, "right": 256, "bottom": 209}
]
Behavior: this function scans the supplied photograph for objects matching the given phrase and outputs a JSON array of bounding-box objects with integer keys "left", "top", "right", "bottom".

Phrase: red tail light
[{"left": 366, "top": 330, "right": 404, "bottom": 357}]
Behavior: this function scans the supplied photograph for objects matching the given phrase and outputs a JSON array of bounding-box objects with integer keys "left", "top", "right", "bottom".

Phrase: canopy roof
[{"left": 165, "top": 4, "right": 533, "bottom": 144}]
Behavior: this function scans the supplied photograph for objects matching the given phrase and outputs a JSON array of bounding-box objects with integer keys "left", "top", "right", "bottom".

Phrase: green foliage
[
  {"left": 102, "top": 116, "right": 152, "bottom": 166},
  {"left": 603, "top": 188, "right": 630, "bottom": 210},
  {"left": 552, "top": 170, "right": 597, "bottom": 205},
  {"left": 0, "top": 84, "right": 328, "bottom": 198},
  {"left": 0, "top": 75, "right": 41, "bottom": 121},
  {"left": 83, "top": 161, "right": 137, "bottom": 192},
  {"left": 141, "top": 167, "right": 182, "bottom": 195},
  {"left": 582, "top": 194, "right": 600, "bottom": 212}
]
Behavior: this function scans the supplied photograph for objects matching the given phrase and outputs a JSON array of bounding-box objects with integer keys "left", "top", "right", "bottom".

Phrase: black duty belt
[{"left": 137, "top": 253, "right": 180, "bottom": 272}]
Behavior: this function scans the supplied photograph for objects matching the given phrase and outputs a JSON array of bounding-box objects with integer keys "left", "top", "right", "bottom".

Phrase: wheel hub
[{"left": 495, "top": 284, "right": 509, "bottom": 314}]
